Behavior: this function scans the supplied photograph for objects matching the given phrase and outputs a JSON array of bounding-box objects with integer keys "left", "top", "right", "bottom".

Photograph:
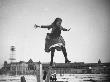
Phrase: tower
[{"left": 9, "top": 46, "right": 16, "bottom": 63}]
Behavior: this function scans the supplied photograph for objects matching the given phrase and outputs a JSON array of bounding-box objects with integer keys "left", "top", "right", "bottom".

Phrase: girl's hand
[
  {"left": 67, "top": 28, "right": 71, "bottom": 31},
  {"left": 34, "top": 24, "right": 40, "bottom": 29}
]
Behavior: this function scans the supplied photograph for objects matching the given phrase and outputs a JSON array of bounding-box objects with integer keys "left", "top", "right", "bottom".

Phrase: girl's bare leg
[
  {"left": 50, "top": 47, "right": 55, "bottom": 66},
  {"left": 61, "top": 46, "right": 71, "bottom": 63}
]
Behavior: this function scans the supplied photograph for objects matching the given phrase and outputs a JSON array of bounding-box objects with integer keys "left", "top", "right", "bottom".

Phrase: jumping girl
[{"left": 34, "top": 18, "right": 71, "bottom": 66}]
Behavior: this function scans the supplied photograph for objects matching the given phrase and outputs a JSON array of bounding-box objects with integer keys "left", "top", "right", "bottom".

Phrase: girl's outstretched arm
[
  {"left": 41, "top": 25, "right": 51, "bottom": 30},
  {"left": 34, "top": 24, "right": 52, "bottom": 30},
  {"left": 61, "top": 26, "right": 71, "bottom": 31},
  {"left": 34, "top": 24, "right": 40, "bottom": 29}
]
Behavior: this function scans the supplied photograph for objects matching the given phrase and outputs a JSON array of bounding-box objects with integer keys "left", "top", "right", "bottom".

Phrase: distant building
[
  {"left": 10, "top": 61, "right": 28, "bottom": 75},
  {"left": 9, "top": 59, "right": 40, "bottom": 75},
  {"left": 0, "top": 61, "right": 10, "bottom": 74},
  {"left": 0, "top": 59, "right": 110, "bottom": 75},
  {"left": 42, "top": 60, "right": 110, "bottom": 74}
]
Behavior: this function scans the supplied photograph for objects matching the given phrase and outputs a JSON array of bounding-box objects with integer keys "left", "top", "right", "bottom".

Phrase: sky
[{"left": 0, "top": 0, "right": 110, "bottom": 68}]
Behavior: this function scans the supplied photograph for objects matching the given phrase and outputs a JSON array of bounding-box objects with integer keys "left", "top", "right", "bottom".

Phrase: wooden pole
[
  {"left": 36, "top": 62, "right": 43, "bottom": 82},
  {"left": 40, "top": 63, "right": 43, "bottom": 82}
]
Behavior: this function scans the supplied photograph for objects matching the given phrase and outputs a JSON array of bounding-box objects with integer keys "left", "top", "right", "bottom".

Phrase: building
[
  {"left": 0, "top": 59, "right": 41, "bottom": 75},
  {"left": 0, "top": 61, "right": 10, "bottom": 74},
  {"left": 42, "top": 60, "right": 110, "bottom": 74},
  {"left": 10, "top": 61, "right": 28, "bottom": 75},
  {"left": 0, "top": 59, "right": 110, "bottom": 75},
  {"left": 10, "top": 59, "right": 42, "bottom": 75}
]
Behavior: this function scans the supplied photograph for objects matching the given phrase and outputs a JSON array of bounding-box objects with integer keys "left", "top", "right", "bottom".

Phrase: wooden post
[
  {"left": 36, "top": 61, "right": 43, "bottom": 82},
  {"left": 40, "top": 63, "right": 43, "bottom": 82}
]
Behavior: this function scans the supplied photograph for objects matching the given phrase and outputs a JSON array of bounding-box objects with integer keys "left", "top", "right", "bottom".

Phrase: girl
[{"left": 34, "top": 18, "right": 71, "bottom": 66}]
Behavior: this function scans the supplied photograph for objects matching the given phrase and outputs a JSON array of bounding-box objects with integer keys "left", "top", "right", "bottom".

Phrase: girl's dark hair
[{"left": 52, "top": 18, "right": 62, "bottom": 25}]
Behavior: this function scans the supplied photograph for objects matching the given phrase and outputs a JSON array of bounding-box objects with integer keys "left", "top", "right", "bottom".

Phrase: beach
[{"left": 0, "top": 74, "right": 109, "bottom": 82}]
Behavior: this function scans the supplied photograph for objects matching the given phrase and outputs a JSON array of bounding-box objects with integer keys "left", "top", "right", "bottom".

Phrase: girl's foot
[
  {"left": 65, "top": 60, "right": 71, "bottom": 63},
  {"left": 50, "top": 62, "right": 53, "bottom": 66}
]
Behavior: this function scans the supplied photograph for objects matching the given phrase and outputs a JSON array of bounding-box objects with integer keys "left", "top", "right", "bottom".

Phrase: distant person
[
  {"left": 50, "top": 73, "right": 57, "bottom": 81},
  {"left": 34, "top": 18, "right": 71, "bottom": 66},
  {"left": 21, "top": 76, "right": 26, "bottom": 82},
  {"left": 43, "top": 70, "right": 47, "bottom": 80}
]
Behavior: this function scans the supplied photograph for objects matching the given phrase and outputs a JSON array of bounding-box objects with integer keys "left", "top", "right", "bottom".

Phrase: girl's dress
[{"left": 41, "top": 24, "right": 66, "bottom": 52}]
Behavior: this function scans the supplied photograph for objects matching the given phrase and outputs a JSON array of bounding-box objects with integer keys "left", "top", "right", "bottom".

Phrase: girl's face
[{"left": 56, "top": 20, "right": 62, "bottom": 27}]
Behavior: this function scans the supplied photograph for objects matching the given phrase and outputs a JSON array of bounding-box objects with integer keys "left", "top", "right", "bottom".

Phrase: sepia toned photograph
[{"left": 0, "top": 0, "right": 110, "bottom": 82}]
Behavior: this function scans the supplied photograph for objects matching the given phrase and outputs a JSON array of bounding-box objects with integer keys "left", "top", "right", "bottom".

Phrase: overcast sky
[{"left": 0, "top": 0, "right": 110, "bottom": 68}]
